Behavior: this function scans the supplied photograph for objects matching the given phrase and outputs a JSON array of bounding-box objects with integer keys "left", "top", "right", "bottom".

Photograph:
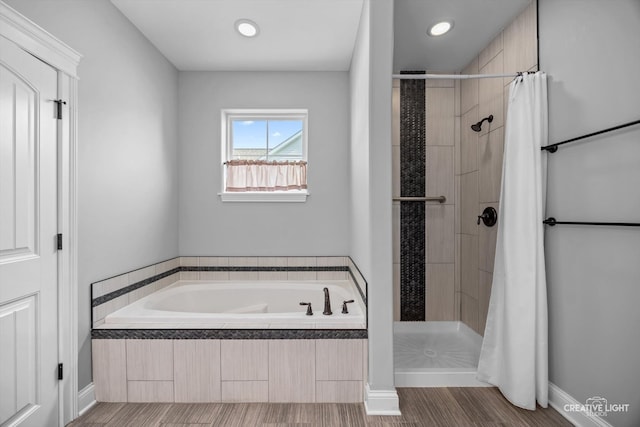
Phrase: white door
[{"left": 0, "top": 35, "right": 60, "bottom": 426}]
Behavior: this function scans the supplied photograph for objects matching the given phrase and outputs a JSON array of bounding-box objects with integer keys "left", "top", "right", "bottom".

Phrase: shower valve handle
[
  {"left": 477, "top": 207, "right": 498, "bottom": 227},
  {"left": 299, "top": 302, "right": 313, "bottom": 316}
]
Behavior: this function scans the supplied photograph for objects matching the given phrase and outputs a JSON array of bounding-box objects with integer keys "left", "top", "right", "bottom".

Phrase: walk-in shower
[
  {"left": 392, "top": 69, "right": 525, "bottom": 387},
  {"left": 392, "top": 73, "right": 481, "bottom": 387}
]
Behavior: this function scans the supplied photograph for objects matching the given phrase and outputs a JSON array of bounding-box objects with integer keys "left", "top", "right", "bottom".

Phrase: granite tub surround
[{"left": 93, "top": 338, "right": 367, "bottom": 403}]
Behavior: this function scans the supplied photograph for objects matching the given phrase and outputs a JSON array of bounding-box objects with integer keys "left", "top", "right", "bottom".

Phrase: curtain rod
[{"left": 392, "top": 72, "right": 526, "bottom": 80}]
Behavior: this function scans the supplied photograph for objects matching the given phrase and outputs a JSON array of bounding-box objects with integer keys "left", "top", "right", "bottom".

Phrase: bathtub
[{"left": 104, "top": 280, "right": 365, "bottom": 328}]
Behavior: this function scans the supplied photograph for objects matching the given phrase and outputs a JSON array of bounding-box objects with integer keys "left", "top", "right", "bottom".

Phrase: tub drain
[{"left": 423, "top": 348, "right": 437, "bottom": 358}]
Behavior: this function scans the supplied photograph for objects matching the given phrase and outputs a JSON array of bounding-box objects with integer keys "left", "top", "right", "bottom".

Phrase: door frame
[{"left": 0, "top": 2, "right": 81, "bottom": 425}]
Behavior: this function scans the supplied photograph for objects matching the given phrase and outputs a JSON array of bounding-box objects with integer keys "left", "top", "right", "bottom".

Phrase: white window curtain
[{"left": 225, "top": 160, "right": 307, "bottom": 192}]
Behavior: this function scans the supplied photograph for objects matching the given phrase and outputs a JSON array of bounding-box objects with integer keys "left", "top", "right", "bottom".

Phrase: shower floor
[{"left": 394, "top": 321, "right": 491, "bottom": 387}]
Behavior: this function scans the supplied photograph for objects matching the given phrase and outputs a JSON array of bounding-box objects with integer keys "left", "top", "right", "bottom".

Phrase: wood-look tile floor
[{"left": 67, "top": 388, "right": 573, "bottom": 426}]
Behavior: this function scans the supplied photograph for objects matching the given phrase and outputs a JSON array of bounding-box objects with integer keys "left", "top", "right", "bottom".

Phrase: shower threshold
[{"left": 394, "top": 321, "right": 492, "bottom": 387}]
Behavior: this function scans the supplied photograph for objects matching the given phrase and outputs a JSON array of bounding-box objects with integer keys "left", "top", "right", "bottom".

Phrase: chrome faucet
[{"left": 323, "top": 287, "right": 332, "bottom": 315}]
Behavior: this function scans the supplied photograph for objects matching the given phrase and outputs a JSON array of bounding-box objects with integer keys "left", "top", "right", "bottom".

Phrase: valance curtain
[{"left": 225, "top": 160, "right": 308, "bottom": 192}]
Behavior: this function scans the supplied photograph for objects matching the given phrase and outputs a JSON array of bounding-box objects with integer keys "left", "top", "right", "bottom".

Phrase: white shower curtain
[{"left": 477, "top": 71, "right": 549, "bottom": 410}]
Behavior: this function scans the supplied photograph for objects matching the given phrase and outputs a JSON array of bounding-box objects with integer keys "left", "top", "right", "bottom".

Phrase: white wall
[
  {"left": 349, "top": 0, "right": 397, "bottom": 407},
  {"left": 539, "top": 1, "right": 640, "bottom": 426},
  {"left": 178, "top": 71, "right": 350, "bottom": 256},
  {"left": 5, "top": 0, "right": 180, "bottom": 390}
]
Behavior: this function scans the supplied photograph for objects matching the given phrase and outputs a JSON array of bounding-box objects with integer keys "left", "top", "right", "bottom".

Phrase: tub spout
[{"left": 323, "top": 287, "right": 332, "bottom": 315}]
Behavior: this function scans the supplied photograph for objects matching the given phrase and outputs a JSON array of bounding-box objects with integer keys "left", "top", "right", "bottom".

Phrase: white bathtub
[{"left": 103, "top": 280, "right": 366, "bottom": 329}]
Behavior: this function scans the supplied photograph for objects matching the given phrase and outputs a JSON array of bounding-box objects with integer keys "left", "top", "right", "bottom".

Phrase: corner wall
[
  {"left": 457, "top": 1, "right": 538, "bottom": 335},
  {"left": 5, "top": 0, "right": 180, "bottom": 390},
  {"left": 349, "top": 0, "right": 371, "bottom": 285},
  {"left": 539, "top": 1, "right": 640, "bottom": 425},
  {"left": 350, "top": 0, "right": 398, "bottom": 413}
]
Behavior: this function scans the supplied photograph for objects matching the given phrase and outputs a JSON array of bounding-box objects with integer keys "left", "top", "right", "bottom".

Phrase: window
[{"left": 221, "top": 109, "right": 309, "bottom": 202}]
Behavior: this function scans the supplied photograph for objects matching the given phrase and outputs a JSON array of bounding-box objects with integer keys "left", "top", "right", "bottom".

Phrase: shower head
[{"left": 471, "top": 115, "right": 494, "bottom": 132}]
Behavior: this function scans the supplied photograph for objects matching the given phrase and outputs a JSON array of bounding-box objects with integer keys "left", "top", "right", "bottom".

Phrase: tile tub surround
[
  {"left": 91, "top": 256, "right": 368, "bottom": 330},
  {"left": 92, "top": 338, "right": 367, "bottom": 403}
]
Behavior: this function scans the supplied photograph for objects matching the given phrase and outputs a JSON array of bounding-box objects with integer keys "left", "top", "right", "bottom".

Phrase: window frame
[{"left": 219, "top": 108, "right": 309, "bottom": 202}]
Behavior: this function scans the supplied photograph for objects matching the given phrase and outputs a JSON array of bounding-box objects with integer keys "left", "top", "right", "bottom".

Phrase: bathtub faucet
[
  {"left": 342, "top": 300, "right": 355, "bottom": 314},
  {"left": 323, "top": 287, "right": 332, "bottom": 315},
  {"left": 299, "top": 302, "right": 313, "bottom": 316}
]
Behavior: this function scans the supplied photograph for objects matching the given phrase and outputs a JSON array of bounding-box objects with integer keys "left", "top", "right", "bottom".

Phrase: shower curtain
[{"left": 477, "top": 71, "right": 548, "bottom": 410}]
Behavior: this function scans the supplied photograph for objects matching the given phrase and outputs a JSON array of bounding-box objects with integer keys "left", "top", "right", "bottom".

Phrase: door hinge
[
  {"left": 53, "top": 99, "right": 66, "bottom": 120},
  {"left": 58, "top": 363, "right": 63, "bottom": 380},
  {"left": 57, "top": 233, "right": 63, "bottom": 250}
]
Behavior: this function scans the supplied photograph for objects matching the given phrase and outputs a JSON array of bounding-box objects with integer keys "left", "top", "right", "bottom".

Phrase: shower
[
  {"left": 392, "top": 75, "right": 488, "bottom": 387},
  {"left": 471, "top": 115, "right": 494, "bottom": 132}
]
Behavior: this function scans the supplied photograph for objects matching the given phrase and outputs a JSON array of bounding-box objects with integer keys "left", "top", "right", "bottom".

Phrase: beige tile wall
[
  {"left": 392, "top": 78, "right": 457, "bottom": 321},
  {"left": 174, "top": 340, "right": 222, "bottom": 402},
  {"left": 92, "top": 338, "right": 367, "bottom": 403},
  {"left": 426, "top": 79, "right": 457, "bottom": 321},
  {"left": 456, "top": 1, "right": 538, "bottom": 335}
]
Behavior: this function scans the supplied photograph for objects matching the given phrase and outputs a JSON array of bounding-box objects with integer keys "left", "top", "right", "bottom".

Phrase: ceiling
[
  {"left": 111, "top": 0, "right": 532, "bottom": 73},
  {"left": 394, "top": 0, "right": 532, "bottom": 72},
  {"left": 110, "top": 0, "right": 364, "bottom": 71}
]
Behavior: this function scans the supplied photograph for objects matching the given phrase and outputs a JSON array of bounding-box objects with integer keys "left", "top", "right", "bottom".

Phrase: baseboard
[
  {"left": 78, "top": 383, "right": 96, "bottom": 417},
  {"left": 364, "top": 383, "right": 401, "bottom": 416},
  {"left": 548, "top": 382, "right": 613, "bottom": 427}
]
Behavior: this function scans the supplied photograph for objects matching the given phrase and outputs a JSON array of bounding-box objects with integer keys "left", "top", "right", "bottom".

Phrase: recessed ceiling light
[
  {"left": 235, "top": 19, "right": 259, "bottom": 38},
  {"left": 428, "top": 20, "right": 453, "bottom": 37}
]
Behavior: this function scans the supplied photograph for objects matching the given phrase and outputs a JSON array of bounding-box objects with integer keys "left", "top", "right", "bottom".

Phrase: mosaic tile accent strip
[
  {"left": 400, "top": 72, "right": 426, "bottom": 321},
  {"left": 183, "top": 266, "right": 348, "bottom": 272},
  {"left": 400, "top": 71, "right": 426, "bottom": 198},
  {"left": 400, "top": 202, "right": 426, "bottom": 321},
  {"left": 92, "top": 328, "right": 368, "bottom": 340},
  {"left": 92, "top": 268, "right": 180, "bottom": 307}
]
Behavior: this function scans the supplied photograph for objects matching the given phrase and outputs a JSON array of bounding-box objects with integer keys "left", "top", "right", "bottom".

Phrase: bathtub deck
[
  {"left": 68, "top": 387, "right": 572, "bottom": 426},
  {"left": 94, "top": 321, "right": 366, "bottom": 330}
]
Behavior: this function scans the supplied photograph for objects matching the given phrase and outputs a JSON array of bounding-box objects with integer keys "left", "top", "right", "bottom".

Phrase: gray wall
[
  {"left": 178, "top": 72, "right": 350, "bottom": 256},
  {"left": 349, "top": 0, "right": 371, "bottom": 278},
  {"left": 367, "top": 0, "right": 395, "bottom": 394},
  {"left": 350, "top": 0, "right": 396, "bottom": 398},
  {"left": 539, "top": 1, "right": 640, "bottom": 426},
  {"left": 6, "top": 0, "right": 180, "bottom": 390}
]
